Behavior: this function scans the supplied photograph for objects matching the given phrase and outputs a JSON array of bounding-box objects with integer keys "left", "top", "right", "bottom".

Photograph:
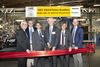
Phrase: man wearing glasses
[{"left": 16, "top": 21, "right": 30, "bottom": 67}]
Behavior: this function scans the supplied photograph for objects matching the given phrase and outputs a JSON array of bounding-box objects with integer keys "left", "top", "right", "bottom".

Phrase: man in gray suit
[
  {"left": 44, "top": 17, "right": 60, "bottom": 67},
  {"left": 26, "top": 20, "right": 36, "bottom": 67},
  {"left": 32, "top": 22, "right": 46, "bottom": 67},
  {"left": 58, "top": 22, "right": 72, "bottom": 67}
]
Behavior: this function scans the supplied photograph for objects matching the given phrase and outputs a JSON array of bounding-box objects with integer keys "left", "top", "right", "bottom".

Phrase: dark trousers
[
  {"left": 48, "top": 56, "right": 57, "bottom": 67},
  {"left": 59, "top": 55, "right": 70, "bottom": 67},
  {"left": 33, "top": 57, "right": 45, "bottom": 67},
  {"left": 18, "top": 58, "right": 27, "bottom": 67}
]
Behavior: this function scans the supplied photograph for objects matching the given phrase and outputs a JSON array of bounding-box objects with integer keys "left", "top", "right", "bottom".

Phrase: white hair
[
  {"left": 20, "top": 21, "right": 27, "bottom": 26},
  {"left": 47, "top": 17, "right": 56, "bottom": 21}
]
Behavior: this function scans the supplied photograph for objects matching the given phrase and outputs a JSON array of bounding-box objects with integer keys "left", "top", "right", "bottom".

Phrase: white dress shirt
[
  {"left": 72, "top": 26, "right": 77, "bottom": 43},
  {"left": 37, "top": 29, "right": 41, "bottom": 35},
  {"left": 49, "top": 26, "right": 53, "bottom": 33},
  {"left": 60, "top": 30, "right": 65, "bottom": 46},
  {"left": 29, "top": 27, "right": 34, "bottom": 32}
]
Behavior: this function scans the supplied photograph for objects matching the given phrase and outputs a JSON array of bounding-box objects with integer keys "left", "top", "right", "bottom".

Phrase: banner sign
[{"left": 26, "top": 6, "right": 81, "bottom": 17}]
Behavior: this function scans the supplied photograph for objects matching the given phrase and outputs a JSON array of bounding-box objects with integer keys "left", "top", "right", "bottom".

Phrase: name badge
[
  {"left": 52, "top": 32, "right": 56, "bottom": 34},
  {"left": 42, "top": 35, "right": 44, "bottom": 37}
]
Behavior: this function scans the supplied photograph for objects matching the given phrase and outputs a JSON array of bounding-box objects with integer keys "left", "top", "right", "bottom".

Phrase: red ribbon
[{"left": 0, "top": 44, "right": 94, "bottom": 58}]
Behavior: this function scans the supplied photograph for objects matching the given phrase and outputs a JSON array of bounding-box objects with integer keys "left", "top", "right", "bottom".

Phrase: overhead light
[
  {"left": 58, "top": 2, "right": 69, "bottom": 4},
  {"left": 58, "top": 0, "right": 83, "bottom": 4},
  {"left": 96, "top": 19, "right": 100, "bottom": 21},
  {"left": 0, "top": 18, "right": 2, "bottom": 21},
  {"left": 49, "top": 4, "right": 54, "bottom": 6},
  {"left": 77, "top": 19, "right": 86, "bottom": 21},
  {"left": 77, "top": 6, "right": 83, "bottom": 8},
  {"left": 72, "top": 6, "right": 83, "bottom": 8},
  {"left": 16, "top": 20, "right": 24, "bottom": 22},
  {"left": 0, "top": 25, "right": 3, "bottom": 28},
  {"left": 94, "top": 4, "right": 100, "bottom": 6}
]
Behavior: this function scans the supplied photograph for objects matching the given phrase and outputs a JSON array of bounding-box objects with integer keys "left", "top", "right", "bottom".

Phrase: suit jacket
[
  {"left": 26, "top": 27, "right": 36, "bottom": 39},
  {"left": 32, "top": 30, "right": 45, "bottom": 51},
  {"left": 44, "top": 26, "right": 60, "bottom": 49},
  {"left": 16, "top": 29, "right": 30, "bottom": 52},
  {"left": 71, "top": 26, "right": 83, "bottom": 48},
  {"left": 58, "top": 29, "right": 72, "bottom": 49}
]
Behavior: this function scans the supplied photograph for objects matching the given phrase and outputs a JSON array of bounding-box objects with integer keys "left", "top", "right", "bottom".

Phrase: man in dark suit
[
  {"left": 16, "top": 21, "right": 30, "bottom": 67},
  {"left": 58, "top": 22, "right": 72, "bottom": 67},
  {"left": 32, "top": 22, "right": 46, "bottom": 67},
  {"left": 26, "top": 20, "right": 36, "bottom": 67},
  {"left": 26, "top": 20, "right": 36, "bottom": 45},
  {"left": 44, "top": 17, "right": 60, "bottom": 67},
  {"left": 71, "top": 19, "right": 83, "bottom": 67}
]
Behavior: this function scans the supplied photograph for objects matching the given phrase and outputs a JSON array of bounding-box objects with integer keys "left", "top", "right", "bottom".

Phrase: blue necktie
[
  {"left": 49, "top": 28, "right": 52, "bottom": 43},
  {"left": 29, "top": 28, "right": 32, "bottom": 43}
]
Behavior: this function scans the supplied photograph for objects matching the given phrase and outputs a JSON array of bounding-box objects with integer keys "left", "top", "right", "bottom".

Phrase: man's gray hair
[{"left": 20, "top": 20, "right": 27, "bottom": 26}]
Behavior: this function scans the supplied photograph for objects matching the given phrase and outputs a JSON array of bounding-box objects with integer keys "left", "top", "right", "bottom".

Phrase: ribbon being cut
[{"left": 0, "top": 44, "right": 94, "bottom": 58}]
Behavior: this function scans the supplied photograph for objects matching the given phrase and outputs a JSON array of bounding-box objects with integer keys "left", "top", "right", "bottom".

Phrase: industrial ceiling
[{"left": 0, "top": 0, "right": 100, "bottom": 8}]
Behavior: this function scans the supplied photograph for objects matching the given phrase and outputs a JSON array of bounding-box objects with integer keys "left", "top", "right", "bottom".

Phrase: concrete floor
[
  {"left": 0, "top": 46, "right": 100, "bottom": 67},
  {"left": 92, "top": 46, "right": 100, "bottom": 67}
]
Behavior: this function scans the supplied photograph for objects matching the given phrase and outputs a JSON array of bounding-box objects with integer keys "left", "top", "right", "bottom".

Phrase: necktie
[
  {"left": 62, "top": 32, "right": 64, "bottom": 47},
  {"left": 29, "top": 28, "right": 32, "bottom": 43},
  {"left": 49, "top": 28, "right": 52, "bottom": 43},
  {"left": 25, "top": 31, "right": 28, "bottom": 38},
  {"left": 39, "top": 31, "right": 43, "bottom": 45}
]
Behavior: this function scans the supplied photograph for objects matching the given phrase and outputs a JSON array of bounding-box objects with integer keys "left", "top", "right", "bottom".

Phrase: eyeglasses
[
  {"left": 22, "top": 24, "right": 27, "bottom": 26},
  {"left": 29, "top": 23, "right": 33, "bottom": 24}
]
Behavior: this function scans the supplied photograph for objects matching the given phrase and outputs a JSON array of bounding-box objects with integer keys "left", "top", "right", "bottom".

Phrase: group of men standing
[{"left": 15, "top": 17, "right": 83, "bottom": 67}]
